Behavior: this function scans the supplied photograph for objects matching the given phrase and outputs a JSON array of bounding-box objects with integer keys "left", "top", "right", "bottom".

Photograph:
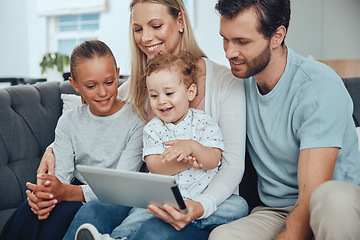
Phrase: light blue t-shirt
[{"left": 245, "top": 48, "right": 360, "bottom": 207}]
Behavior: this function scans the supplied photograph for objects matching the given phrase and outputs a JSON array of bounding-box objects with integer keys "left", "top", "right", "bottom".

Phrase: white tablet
[{"left": 76, "top": 165, "right": 187, "bottom": 213}]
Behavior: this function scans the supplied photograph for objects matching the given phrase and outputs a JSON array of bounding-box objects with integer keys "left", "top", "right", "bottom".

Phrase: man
[{"left": 210, "top": 0, "right": 360, "bottom": 239}]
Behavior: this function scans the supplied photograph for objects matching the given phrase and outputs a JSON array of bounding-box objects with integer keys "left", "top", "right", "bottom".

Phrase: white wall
[
  {"left": 287, "top": 0, "right": 360, "bottom": 60},
  {"left": 0, "top": 0, "right": 359, "bottom": 79},
  {"left": 0, "top": 0, "right": 29, "bottom": 78}
]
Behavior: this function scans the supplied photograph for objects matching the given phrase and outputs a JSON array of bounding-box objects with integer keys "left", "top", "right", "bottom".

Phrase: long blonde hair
[{"left": 127, "top": 0, "right": 206, "bottom": 121}]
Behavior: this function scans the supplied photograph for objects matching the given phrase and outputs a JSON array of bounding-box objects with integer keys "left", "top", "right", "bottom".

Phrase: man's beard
[{"left": 231, "top": 41, "right": 271, "bottom": 79}]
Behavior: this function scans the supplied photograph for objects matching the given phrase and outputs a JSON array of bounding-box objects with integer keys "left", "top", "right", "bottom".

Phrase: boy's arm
[
  {"left": 274, "top": 147, "right": 338, "bottom": 240},
  {"left": 162, "top": 140, "right": 221, "bottom": 170},
  {"left": 145, "top": 154, "right": 190, "bottom": 175}
]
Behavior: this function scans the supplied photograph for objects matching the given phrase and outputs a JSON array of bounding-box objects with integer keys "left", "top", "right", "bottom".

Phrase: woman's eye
[
  {"left": 86, "top": 85, "right": 95, "bottom": 89},
  {"left": 153, "top": 25, "right": 162, "bottom": 30},
  {"left": 166, "top": 92, "right": 174, "bottom": 96},
  {"left": 134, "top": 28, "right": 142, "bottom": 33},
  {"left": 150, "top": 94, "right": 158, "bottom": 98},
  {"left": 106, "top": 80, "right": 114, "bottom": 85}
]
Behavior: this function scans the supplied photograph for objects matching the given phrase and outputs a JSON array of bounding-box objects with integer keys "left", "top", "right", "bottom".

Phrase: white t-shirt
[
  {"left": 118, "top": 58, "right": 246, "bottom": 218},
  {"left": 143, "top": 108, "right": 224, "bottom": 200}
]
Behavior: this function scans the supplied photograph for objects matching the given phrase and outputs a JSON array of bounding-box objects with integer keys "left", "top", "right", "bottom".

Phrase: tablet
[{"left": 76, "top": 165, "right": 187, "bottom": 213}]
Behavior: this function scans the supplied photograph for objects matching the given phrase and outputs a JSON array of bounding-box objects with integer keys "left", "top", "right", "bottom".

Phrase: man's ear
[
  {"left": 69, "top": 77, "right": 80, "bottom": 92},
  {"left": 188, "top": 83, "right": 197, "bottom": 101},
  {"left": 271, "top": 26, "right": 286, "bottom": 48}
]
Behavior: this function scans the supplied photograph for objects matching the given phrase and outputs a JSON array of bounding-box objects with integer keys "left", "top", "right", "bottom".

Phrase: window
[{"left": 48, "top": 13, "right": 100, "bottom": 56}]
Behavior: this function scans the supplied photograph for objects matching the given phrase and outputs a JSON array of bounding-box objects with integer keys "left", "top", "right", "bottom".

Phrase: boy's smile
[{"left": 146, "top": 69, "right": 196, "bottom": 125}]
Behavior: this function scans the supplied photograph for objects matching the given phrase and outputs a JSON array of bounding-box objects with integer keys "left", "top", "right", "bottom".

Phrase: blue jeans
[
  {"left": 113, "top": 194, "right": 248, "bottom": 239},
  {"left": 63, "top": 194, "right": 248, "bottom": 240},
  {"left": 63, "top": 199, "right": 132, "bottom": 240}
]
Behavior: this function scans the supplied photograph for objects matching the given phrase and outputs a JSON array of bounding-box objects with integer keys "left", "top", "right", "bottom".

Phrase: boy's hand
[
  {"left": 183, "top": 156, "right": 203, "bottom": 168},
  {"left": 161, "top": 140, "right": 194, "bottom": 163}
]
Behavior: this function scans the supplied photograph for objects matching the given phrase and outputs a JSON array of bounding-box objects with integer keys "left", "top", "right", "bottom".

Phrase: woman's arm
[{"left": 194, "top": 65, "right": 247, "bottom": 218}]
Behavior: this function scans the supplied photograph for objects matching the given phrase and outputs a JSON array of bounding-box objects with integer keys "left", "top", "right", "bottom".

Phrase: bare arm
[
  {"left": 162, "top": 140, "right": 221, "bottom": 170},
  {"left": 145, "top": 154, "right": 190, "bottom": 175},
  {"left": 37, "top": 147, "right": 56, "bottom": 178},
  {"left": 275, "top": 147, "right": 338, "bottom": 240}
]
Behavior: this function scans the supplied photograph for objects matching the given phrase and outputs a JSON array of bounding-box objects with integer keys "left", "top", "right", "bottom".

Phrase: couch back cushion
[{"left": 0, "top": 82, "right": 63, "bottom": 210}]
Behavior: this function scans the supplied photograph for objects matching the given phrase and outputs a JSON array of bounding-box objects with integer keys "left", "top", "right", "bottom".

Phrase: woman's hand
[
  {"left": 37, "top": 147, "right": 55, "bottom": 185},
  {"left": 147, "top": 199, "right": 204, "bottom": 231}
]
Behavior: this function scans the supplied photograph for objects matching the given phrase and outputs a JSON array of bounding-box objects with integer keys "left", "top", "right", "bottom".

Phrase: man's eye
[
  {"left": 106, "top": 80, "right": 114, "bottom": 85},
  {"left": 166, "top": 92, "right": 174, "bottom": 96},
  {"left": 86, "top": 85, "right": 95, "bottom": 89}
]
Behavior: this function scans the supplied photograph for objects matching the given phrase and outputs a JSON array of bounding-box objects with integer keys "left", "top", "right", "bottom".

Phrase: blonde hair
[{"left": 128, "top": 0, "right": 206, "bottom": 121}]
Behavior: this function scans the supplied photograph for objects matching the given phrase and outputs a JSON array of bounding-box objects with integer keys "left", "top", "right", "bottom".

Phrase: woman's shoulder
[
  {"left": 204, "top": 58, "right": 244, "bottom": 91},
  {"left": 204, "top": 58, "right": 242, "bottom": 82}
]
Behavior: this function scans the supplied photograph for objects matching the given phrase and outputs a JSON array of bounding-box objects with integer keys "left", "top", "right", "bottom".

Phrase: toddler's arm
[
  {"left": 145, "top": 154, "right": 190, "bottom": 175},
  {"left": 162, "top": 140, "right": 221, "bottom": 170}
]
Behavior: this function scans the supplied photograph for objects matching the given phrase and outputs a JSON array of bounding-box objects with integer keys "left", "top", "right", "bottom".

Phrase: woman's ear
[
  {"left": 69, "top": 77, "right": 80, "bottom": 92},
  {"left": 188, "top": 83, "right": 197, "bottom": 101},
  {"left": 177, "top": 11, "right": 185, "bottom": 31}
]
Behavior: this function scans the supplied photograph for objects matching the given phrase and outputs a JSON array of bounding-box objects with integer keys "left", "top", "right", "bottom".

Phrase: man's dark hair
[{"left": 215, "top": 0, "right": 291, "bottom": 46}]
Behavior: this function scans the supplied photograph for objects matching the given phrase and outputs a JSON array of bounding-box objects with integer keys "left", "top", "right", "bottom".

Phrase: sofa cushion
[{"left": 0, "top": 82, "right": 64, "bottom": 231}]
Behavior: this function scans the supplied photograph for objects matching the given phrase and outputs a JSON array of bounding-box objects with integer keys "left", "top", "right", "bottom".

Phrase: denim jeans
[
  {"left": 62, "top": 199, "right": 132, "bottom": 240},
  {"left": 63, "top": 194, "right": 248, "bottom": 240},
  {"left": 114, "top": 194, "right": 248, "bottom": 239}
]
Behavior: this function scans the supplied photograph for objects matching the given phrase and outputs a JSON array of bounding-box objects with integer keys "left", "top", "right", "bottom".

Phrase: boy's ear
[
  {"left": 188, "top": 83, "right": 197, "bottom": 101},
  {"left": 69, "top": 77, "right": 80, "bottom": 92}
]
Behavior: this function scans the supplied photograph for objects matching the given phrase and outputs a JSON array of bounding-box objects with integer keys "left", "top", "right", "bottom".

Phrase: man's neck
[{"left": 255, "top": 46, "right": 288, "bottom": 95}]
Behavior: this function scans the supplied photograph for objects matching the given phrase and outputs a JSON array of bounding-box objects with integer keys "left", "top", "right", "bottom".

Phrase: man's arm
[{"left": 275, "top": 147, "right": 338, "bottom": 240}]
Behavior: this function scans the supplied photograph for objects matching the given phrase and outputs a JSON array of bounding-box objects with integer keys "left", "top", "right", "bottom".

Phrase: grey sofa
[{"left": 1, "top": 77, "right": 360, "bottom": 233}]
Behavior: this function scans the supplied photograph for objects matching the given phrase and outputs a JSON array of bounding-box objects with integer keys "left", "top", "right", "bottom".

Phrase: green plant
[{"left": 39, "top": 52, "right": 70, "bottom": 74}]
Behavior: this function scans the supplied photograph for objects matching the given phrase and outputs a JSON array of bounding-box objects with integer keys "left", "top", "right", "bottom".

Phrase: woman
[{"left": 39, "top": 0, "right": 247, "bottom": 239}]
